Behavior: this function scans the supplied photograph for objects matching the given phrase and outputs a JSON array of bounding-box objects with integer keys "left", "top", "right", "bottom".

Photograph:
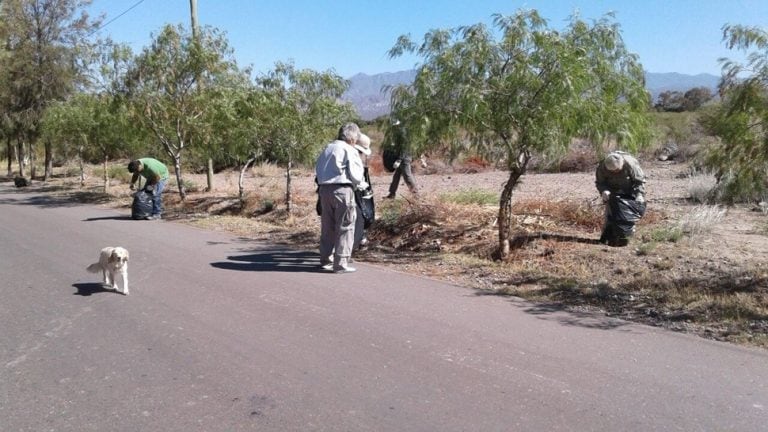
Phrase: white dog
[{"left": 86, "top": 247, "right": 130, "bottom": 295}]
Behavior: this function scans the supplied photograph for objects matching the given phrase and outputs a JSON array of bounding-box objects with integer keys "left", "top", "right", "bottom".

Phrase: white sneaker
[
  {"left": 320, "top": 263, "right": 333, "bottom": 271},
  {"left": 333, "top": 265, "right": 356, "bottom": 274}
]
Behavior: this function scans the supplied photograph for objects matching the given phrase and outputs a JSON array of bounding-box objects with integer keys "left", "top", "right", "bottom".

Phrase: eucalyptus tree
[
  {"left": 0, "top": 0, "right": 100, "bottom": 178},
  {"left": 255, "top": 61, "right": 356, "bottom": 214},
  {"left": 387, "top": 10, "right": 651, "bottom": 258},
  {"left": 701, "top": 24, "right": 768, "bottom": 203},
  {"left": 125, "top": 24, "right": 242, "bottom": 200}
]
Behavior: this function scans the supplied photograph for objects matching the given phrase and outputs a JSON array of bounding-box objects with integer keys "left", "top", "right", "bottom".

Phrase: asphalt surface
[{"left": 1, "top": 184, "right": 766, "bottom": 432}]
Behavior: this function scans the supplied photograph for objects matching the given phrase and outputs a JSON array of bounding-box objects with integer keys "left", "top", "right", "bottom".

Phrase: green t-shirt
[{"left": 138, "top": 158, "right": 169, "bottom": 183}]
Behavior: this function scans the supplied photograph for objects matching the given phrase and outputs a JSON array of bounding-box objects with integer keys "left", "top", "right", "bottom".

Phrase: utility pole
[
  {"left": 189, "top": 0, "right": 199, "bottom": 39},
  {"left": 189, "top": 0, "right": 214, "bottom": 191}
]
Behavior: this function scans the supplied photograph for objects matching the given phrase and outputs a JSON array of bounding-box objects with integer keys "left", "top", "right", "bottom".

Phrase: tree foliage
[
  {"left": 125, "top": 24, "right": 244, "bottom": 200},
  {"left": 387, "top": 9, "right": 651, "bottom": 258},
  {"left": 0, "top": 0, "right": 100, "bottom": 177},
  {"left": 701, "top": 24, "right": 768, "bottom": 203},
  {"left": 254, "top": 61, "right": 355, "bottom": 213},
  {"left": 654, "top": 87, "right": 713, "bottom": 112}
]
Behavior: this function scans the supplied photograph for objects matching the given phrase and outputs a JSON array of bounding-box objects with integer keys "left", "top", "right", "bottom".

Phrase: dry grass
[
  {"left": 686, "top": 173, "right": 717, "bottom": 203},
  {"left": 677, "top": 205, "right": 727, "bottom": 236}
]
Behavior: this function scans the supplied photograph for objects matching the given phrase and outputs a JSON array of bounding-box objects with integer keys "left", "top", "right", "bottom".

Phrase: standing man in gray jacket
[{"left": 315, "top": 123, "right": 368, "bottom": 273}]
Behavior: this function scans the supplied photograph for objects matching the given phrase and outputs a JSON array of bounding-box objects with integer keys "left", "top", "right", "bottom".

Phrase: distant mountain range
[{"left": 342, "top": 70, "right": 720, "bottom": 121}]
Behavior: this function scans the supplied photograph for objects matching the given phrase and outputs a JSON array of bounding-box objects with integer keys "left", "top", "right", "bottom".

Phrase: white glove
[
  {"left": 392, "top": 160, "right": 401, "bottom": 170},
  {"left": 356, "top": 181, "right": 369, "bottom": 191},
  {"left": 420, "top": 156, "right": 428, "bottom": 168},
  {"left": 601, "top": 190, "right": 611, "bottom": 202},
  {"left": 636, "top": 193, "right": 645, "bottom": 204}
]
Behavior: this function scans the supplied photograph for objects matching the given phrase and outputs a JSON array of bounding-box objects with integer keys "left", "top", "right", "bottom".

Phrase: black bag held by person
[
  {"left": 356, "top": 190, "right": 375, "bottom": 229},
  {"left": 382, "top": 147, "right": 399, "bottom": 173},
  {"left": 314, "top": 177, "right": 322, "bottom": 216},
  {"left": 132, "top": 187, "right": 154, "bottom": 220},
  {"left": 356, "top": 168, "right": 375, "bottom": 228},
  {"left": 601, "top": 194, "right": 646, "bottom": 246}
]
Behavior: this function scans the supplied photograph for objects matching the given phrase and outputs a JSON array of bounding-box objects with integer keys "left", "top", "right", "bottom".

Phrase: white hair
[{"left": 338, "top": 123, "right": 361, "bottom": 142}]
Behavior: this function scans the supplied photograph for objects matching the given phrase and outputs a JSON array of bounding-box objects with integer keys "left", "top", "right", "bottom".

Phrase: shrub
[
  {"left": 635, "top": 241, "right": 657, "bottom": 256},
  {"left": 687, "top": 173, "right": 717, "bottom": 203},
  {"left": 646, "top": 225, "right": 684, "bottom": 243},
  {"left": 513, "top": 198, "right": 604, "bottom": 230},
  {"left": 678, "top": 205, "right": 726, "bottom": 236}
]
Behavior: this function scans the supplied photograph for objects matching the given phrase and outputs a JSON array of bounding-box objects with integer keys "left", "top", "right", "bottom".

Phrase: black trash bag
[
  {"left": 357, "top": 168, "right": 375, "bottom": 228},
  {"left": 314, "top": 176, "right": 322, "bottom": 216},
  {"left": 132, "top": 188, "right": 154, "bottom": 220},
  {"left": 356, "top": 190, "right": 375, "bottom": 228},
  {"left": 382, "top": 148, "right": 399, "bottom": 173},
  {"left": 600, "top": 195, "right": 646, "bottom": 246}
]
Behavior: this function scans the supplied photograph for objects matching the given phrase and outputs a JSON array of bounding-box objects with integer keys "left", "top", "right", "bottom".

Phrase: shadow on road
[
  {"left": 474, "top": 291, "right": 632, "bottom": 331},
  {"left": 72, "top": 282, "right": 115, "bottom": 296},
  {"left": 211, "top": 249, "right": 326, "bottom": 273},
  {"left": 0, "top": 188, "right": 112, "bottom": 208},
  {"left": 515, "top": 302, "right": 631, "bottom": 331},
  {"left": 83, "top": 215, "right": 134, "bottom": 221}
]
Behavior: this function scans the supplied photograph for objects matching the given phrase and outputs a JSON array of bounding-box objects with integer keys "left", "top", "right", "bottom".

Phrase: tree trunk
[
  {"left": 285, "top": 158, "right": 293, "bottom": 215},
  {"left": 16, "top": 137, "right": 25, "bottom": 178},
  {"left": 238, "top": 155, "right": 257, "bottom": 206},
  {"left": 173, "top": 157, "right": 186, "bottom": 200},
  {"left": 30, "top": 141, "right": 36, "bottom": 180},
  {"left": 103, "top": 155, "right": 109, "bottom": 192},
  {"left": 44, "top": 138, "right": 53, "bottom": 181},
  {"left": 6, "top": 136, "right": 11, "bottom": 176},
  {"left": 78, "top": 146, "right": 85, "bottom": 187},
  {"left": 496, "top": 149, "right": 530, "bottom": 260},
  {"left": 206, "top": 157, "right": 214, "bottom": 192}
]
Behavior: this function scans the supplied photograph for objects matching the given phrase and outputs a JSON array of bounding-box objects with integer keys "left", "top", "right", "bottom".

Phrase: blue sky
[{"left": 88, "top": 0, "right": 768, "bottom": 78}]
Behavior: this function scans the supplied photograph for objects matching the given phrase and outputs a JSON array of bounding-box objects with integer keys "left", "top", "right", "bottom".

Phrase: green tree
[
  {"left": 388, "top": 10, "right": 651, "bottom": 258},
  {"left": 40, "top": 96, "right": 94, "bottom": 186},
  {"left": 654, "top": 91, "right": 685, "bottom": 112},
  {"left": 195, "top": 79, "right": 259, "bottom": 203},
  {"left": 125, "top": 24, "right": 242, "bottom": 200},
  {"left": 0, "top": 0, "right": 100, "bottom": 179},
  {"left": 41, "top": 92, "right": 131, "bottom": 189},
  {"left": 682, "top": 87, "right": 713, "bottom": 111},
  {"left": 702, "top": 24, "right": 768, "bottom": 203},
  {"left": 255, "top": 62, "right": 355, "bottom": 214}
]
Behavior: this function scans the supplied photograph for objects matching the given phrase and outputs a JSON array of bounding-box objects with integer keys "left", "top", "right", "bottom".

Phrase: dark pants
[{"left": 388, "top": 160, "right": 418, "bottom": 196}]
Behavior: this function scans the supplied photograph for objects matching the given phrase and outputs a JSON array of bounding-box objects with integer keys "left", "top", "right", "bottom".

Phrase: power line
[{"left": 88, "top": 0, "right": 148, "bottom": 37}]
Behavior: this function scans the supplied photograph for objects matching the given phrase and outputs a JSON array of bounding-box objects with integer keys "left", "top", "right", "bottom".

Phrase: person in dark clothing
[
  {"left": 385, "top": 120, "right": 419, "bottom": 199},
  {"left": 595, "top": 151, "right": 646, "bottom": 246},
  {"left": 353, "top": 133, "right": 374, "bottom": 252}
]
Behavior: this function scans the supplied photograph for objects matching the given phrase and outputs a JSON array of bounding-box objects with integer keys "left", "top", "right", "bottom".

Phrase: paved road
[{"left": 1, "top": 184, "right": 766, "bottom": 432}]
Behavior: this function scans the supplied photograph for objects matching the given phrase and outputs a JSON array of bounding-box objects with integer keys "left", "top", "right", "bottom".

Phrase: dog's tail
[{"left": 86, "top": 263, "right": 101, "bottom": 273}]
